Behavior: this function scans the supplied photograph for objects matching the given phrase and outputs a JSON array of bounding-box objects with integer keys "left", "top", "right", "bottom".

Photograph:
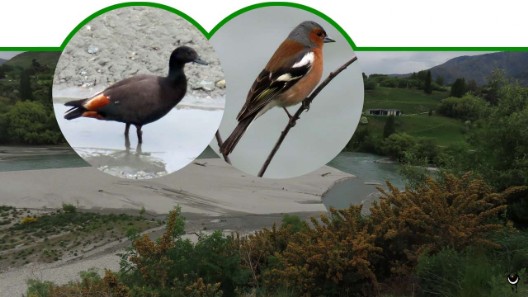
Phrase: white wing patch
[
  {"left": 292, "top": 52, "right": 314, "bottom": 68},
  {"left": 276, "top": 73, "right": 302, "bottom": 82}
]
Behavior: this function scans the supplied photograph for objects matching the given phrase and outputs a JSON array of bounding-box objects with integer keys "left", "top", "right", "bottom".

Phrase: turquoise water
[
  {"left": 328, "top": 152, "right": 404, "bottom": 188},
  {"left": 0, "top": 146, "right": 88, "bottom": 172},
  {"left": 324, "top": 152, "right": 404, "bottom": 212},
  {"left": 0, "top": 145, "right": 220, "bottom": 172}
]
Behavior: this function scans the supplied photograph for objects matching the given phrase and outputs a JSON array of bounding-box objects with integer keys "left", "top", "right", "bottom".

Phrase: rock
[
  {"left": 190, "top": 80, "right": 214, "bottom": 92},
  {"left": 215, "top": 79, "right": 226, "bottom": 89},
  {"left": 87, "top": 45, "right": 99, "bottom": 54}
]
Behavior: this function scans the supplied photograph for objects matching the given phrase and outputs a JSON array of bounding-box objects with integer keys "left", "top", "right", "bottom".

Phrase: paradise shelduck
[{"left": 64, "top": 46, "right": 208, "bottom": 143}]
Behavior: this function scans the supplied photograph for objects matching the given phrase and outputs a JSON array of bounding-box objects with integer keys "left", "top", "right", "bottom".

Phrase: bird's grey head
[{"left": 287, "top": 21, "right": 335, "bottom": 47}]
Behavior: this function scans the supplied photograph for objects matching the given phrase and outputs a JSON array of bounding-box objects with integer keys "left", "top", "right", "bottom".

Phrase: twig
[
  {"left": 215, "top": 130, "right": 231, "bottom": 164},
  {"left": 257, "top": 56, "right": 358, "bottom": 177}
]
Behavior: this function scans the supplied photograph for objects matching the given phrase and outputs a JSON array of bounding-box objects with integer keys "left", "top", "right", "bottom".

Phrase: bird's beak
[
  {"left": 193, "top": 57, "right": 208, "bottom": 65},
  {"left": 324, "top": 36, "right": 336, "bottom": 43}
]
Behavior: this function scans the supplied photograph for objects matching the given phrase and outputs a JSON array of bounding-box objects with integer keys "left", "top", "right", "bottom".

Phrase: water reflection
[{"left": 78, "top": 142, "right": 168, "bottom": 179}]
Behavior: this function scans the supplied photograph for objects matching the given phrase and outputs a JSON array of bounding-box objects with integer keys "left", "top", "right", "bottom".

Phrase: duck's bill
[{"left": 193, "top": 57, "right": 208, "bottom": 65}]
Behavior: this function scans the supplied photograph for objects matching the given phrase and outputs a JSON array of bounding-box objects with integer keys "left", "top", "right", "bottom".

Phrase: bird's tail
[
  {"left": 220, "top": 115, "right": 255, "bottom": 156},
  {"left": 64, "top": 99, "right": 86, "bottom": 120}
]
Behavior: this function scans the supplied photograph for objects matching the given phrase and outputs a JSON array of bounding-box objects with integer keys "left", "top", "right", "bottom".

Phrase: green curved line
[{"left": 0, "top": 1, "right": 527, "bottom": 51}]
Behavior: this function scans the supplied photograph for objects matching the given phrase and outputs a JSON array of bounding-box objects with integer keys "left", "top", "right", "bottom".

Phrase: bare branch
[
  {"left": 215, "top": 130, "right": 231, "bottom": 164},
  {"left": 258, "top": 56, "right": 358, "bottom": 177}
]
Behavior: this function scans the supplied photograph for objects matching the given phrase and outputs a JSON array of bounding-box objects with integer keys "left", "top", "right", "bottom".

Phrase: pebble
[
  {"left": 215, "top": 79, "right": 226, "bottom": 89},
  {"left": 87, "top": 45, "right": 99, "bottom": 55},
  {"left": 191, "top": 80, "right": 214, "bottom": 92}
]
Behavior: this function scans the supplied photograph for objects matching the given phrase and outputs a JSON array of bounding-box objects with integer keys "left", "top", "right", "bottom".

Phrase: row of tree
[{"left": 363, "top": 70, "right": 445, "bottom": 94}]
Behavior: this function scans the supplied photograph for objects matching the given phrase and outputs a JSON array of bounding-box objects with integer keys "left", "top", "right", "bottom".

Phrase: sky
[
  {"left": 0, "top": 52, "right": 22, "bottom": 60},
  {"left": 356, "top": 51, "right": 497, "bottom": 75}
]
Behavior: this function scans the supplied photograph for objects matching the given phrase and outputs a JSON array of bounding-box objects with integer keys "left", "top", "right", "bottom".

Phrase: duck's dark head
[{"left": 169, "top": 46, "right": 208, "bottom": 67}]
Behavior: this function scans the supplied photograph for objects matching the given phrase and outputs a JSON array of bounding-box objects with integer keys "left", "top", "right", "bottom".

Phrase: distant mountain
[
  {"left": 0, "top": 58, "right": 6, "bottom": 65},
  {"left": 4, "top": 52, "right": 61, "bottom": 70},
  {"left": 428, "top": 52, "right": 528, "bottom": 86}
]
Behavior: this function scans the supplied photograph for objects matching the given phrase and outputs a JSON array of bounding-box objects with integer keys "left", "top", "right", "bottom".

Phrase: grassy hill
[
  {"left": 4, "top": 51, "right": 61, "bottom": 70},
  {"left": 360, "top": 87, "right": 467, "bottom": 148}
]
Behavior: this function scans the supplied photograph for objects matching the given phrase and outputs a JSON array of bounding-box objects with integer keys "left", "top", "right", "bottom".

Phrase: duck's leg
[
  {"left": 135, "top": 124, "right": 143, "bottom": 143},
  {"left": 125, "top": 123, "right": 131, "bottom": 137}
]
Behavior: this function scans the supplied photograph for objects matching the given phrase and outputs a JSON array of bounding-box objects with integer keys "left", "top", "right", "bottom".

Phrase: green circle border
[{"left": 1, "top": 1, "right": 527, "bottom": 52}]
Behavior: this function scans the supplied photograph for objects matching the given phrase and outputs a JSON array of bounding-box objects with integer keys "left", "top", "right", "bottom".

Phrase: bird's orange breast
[{"left": 278, "top": 48, "right": 323, "bottom": 106}]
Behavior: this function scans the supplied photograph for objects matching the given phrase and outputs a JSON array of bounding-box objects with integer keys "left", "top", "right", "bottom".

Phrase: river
[{"left": 324, "top": 152, "right": 404, "bottom": 213}]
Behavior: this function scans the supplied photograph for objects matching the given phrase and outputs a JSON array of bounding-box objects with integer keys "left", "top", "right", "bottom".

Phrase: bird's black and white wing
[{"left": 237, "top": 49, "right": 314, "bottom": 121}]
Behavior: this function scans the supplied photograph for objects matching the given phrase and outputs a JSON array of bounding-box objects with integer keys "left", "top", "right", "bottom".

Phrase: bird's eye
[{"left": 317, "top": 31, "right": 324, "bottom": 37}]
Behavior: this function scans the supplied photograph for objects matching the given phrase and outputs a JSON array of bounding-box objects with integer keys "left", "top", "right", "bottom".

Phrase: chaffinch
[{"left": 220, "top": 21, "right": 335, "bottom": 155}]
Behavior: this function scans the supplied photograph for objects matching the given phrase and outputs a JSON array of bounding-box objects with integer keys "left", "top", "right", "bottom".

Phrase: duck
[{"left": 64, "top": 46, "right": 208, "bottom": 143}]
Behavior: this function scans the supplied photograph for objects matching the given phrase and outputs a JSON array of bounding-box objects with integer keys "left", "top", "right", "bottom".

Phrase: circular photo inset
[
  {"left": 53, "top": 6, "right": 225, "bottom": 179},
  {"left": 210, "top": 6, "right": 364, "bottom": 178}
]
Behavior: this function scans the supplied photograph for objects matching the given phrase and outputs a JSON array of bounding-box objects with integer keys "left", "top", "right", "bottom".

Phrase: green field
[
  {"left": 364, "top": 87, "right": 449, "bottom": 114},
  {"left": 362, "top": 87, "right": 468, "bottom": 147}
]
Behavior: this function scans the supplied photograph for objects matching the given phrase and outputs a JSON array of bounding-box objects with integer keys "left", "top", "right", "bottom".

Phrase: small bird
[
  {"left": 64, "top": 46, "right": 207, "bottom": 143},
  {"left": 220, "top": 21, "right": 335, "bottom": 156}
]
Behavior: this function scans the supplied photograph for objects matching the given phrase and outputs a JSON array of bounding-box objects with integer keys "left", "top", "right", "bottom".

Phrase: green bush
[
  {"left": 4, "top": 101, "right": 63, "bottom": 144},
  {"left": 62, "top": 203, "right": 77, "bottom": 213},
  {"left": 381, "top": 133, "right": 416, "bottom": 161},
  {"left": 417, "top": 248, "right": 526, "bottom": 297},
  {"left": 437, "top": 94, "right": 487, "bottom": 121}
]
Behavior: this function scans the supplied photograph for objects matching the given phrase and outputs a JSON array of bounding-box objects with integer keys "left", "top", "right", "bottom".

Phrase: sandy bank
[{"left": 0, "top": 158, "right": 353, "bottom": 216}]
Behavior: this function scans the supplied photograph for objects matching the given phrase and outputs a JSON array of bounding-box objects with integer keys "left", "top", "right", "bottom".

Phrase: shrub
[
  {"left": 4, "top": 101, "right": 63, "bottom": 144},
  {"left": 370, "top": 173, "right": 508, "bottom": 277},
  {"left": 265, "top": 206, "right": 380, "bottom": 296},
  {"left": 62, "top": 203, "right": 77, "bottom": 213},
  {"left": 437, "top": 94, "right": 487, "bottom": 121},
  {"left": 21, "top": 216, "right": 37, "bottom": 224},
  {"left": 381, "top": 133, "right": 416, "bottom": 161}
]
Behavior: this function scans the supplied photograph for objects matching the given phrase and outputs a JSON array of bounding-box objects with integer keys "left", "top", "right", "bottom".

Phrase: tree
[
  {"left": 450, "top": 78, "right": 467, "bottom": 97},
  {"left": 467, "top": 79, "right": 478, "bottom": 94},
  {"left": 435, "top": 75, "right": 444, "bottom": 86},
  {"left": 424, "top": 70, "right": 432, "bottom": 94},
  {"left": 482, "top": 68, "right": 506, "bottom": 105},
  {"left": 467, "top": 83, "right": 528, "bottom": 189},
  {"left": 383, "top": 115, "right": 396, "bottom": 138},
  {"left": 19, "top": 69, "right": 33, "bottom": 100}
]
